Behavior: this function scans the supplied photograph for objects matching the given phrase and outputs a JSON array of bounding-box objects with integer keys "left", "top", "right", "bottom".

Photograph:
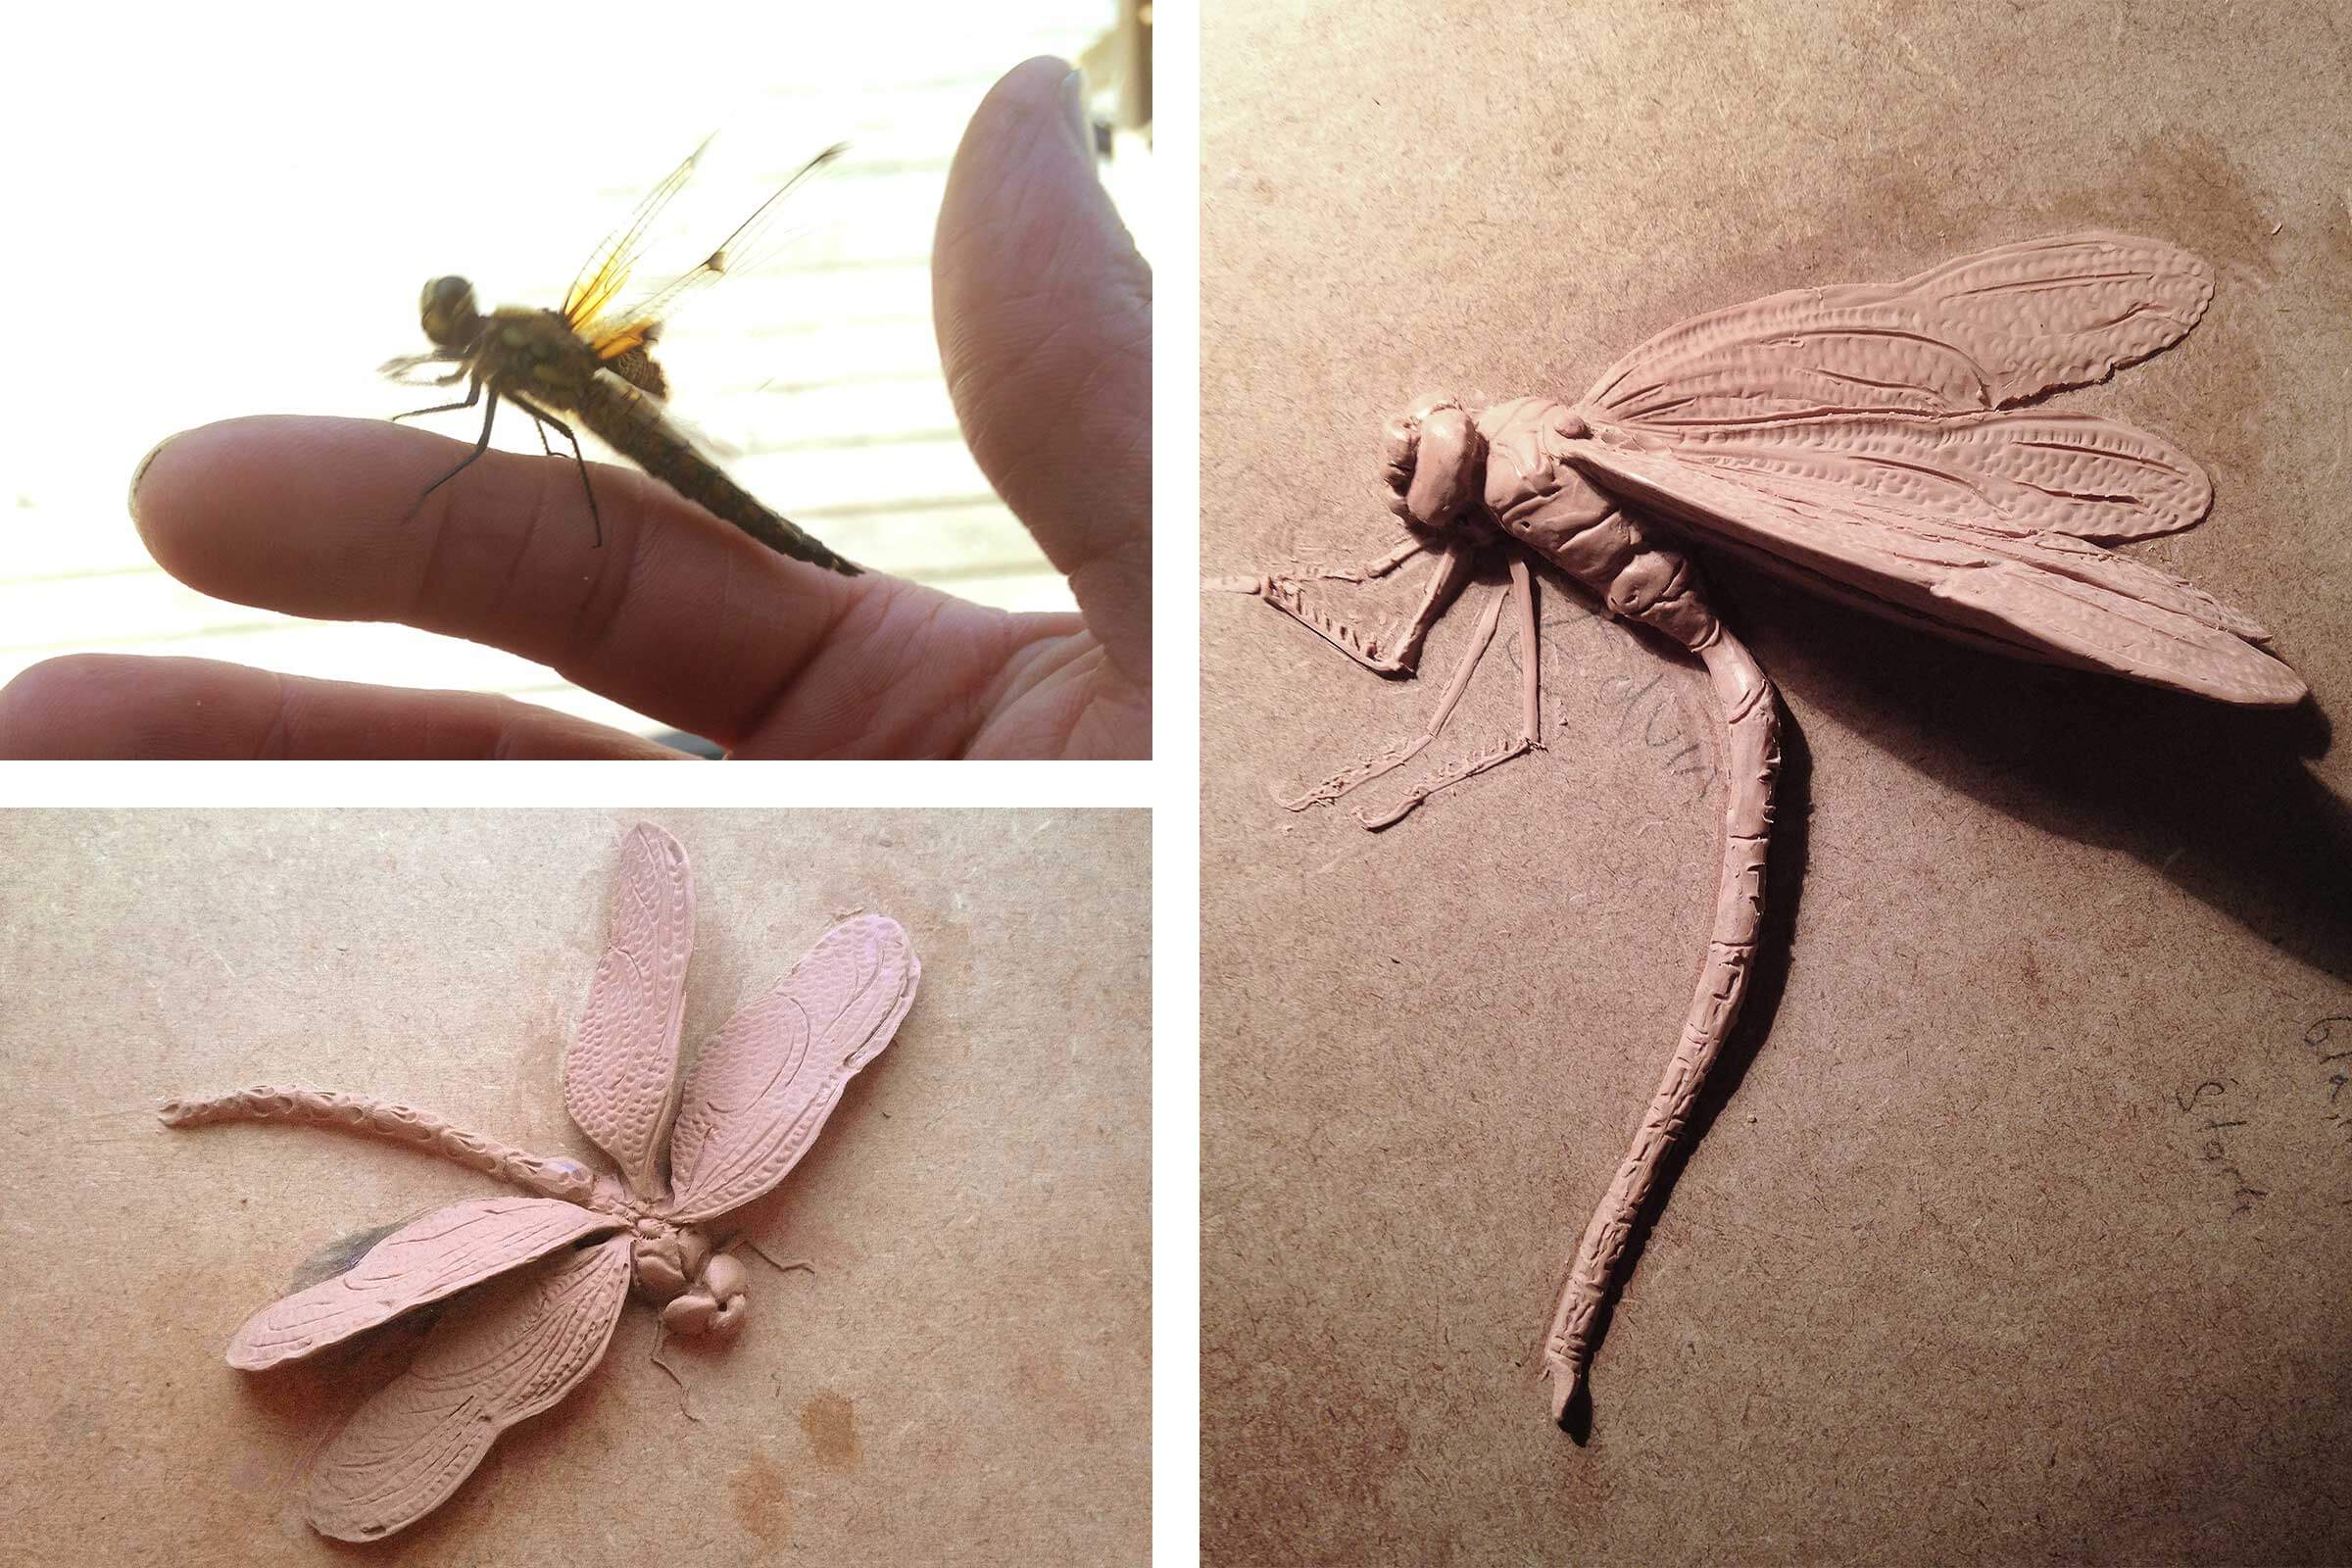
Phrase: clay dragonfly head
[
  {"left": 1380, "top": 395, "right": 1492, "bottom": 536},
  {"left": 160, "top": 823, "right": 919, "bottom": 1541}
]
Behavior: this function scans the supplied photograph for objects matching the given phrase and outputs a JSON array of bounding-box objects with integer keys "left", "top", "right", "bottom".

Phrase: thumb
[{"left": 933, "top": 56, "right": 1152, "bottom": 686}]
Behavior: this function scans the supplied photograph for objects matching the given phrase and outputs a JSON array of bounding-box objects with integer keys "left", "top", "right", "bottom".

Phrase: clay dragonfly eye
[{"left": 1381, "top": 397, "right": 1484, "bottom": 530}]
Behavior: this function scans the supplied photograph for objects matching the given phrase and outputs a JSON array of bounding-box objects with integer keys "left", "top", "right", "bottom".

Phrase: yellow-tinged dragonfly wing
[
  {"left": 561, "top": 137, "right": 711, "bottom": 336},
  {"left": 580, "top": 142, "right": 847, "bottom": 364}
]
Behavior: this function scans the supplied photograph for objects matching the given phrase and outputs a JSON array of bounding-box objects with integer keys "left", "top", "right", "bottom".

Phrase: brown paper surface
[
  {"left": 0, "top": 809, "right": 1148, "bottom": 1566},
  {"left": 1202, "top": 3, "right": 2352, "bottom": 1561}
]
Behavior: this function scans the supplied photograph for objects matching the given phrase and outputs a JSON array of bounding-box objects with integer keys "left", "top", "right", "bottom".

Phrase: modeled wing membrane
[
  {"left": 1579, "top": 408, "right": 2212, "bottom": 544},
  {"left": 1588, "top": 232, "right": 2215, "bottom": 424},
  {"left": 226, "top": 1197, "right": 621, "bottom": 1371},
  {"left": 565, "top": 822, "right": 694, "bottom": 1199},
  {"left": 662, "top": 914, "right": 918, "bottom": 1224},
  {"left": 1571, "top": 428, "right": 2304, "bottom": 705},
  {"left": 304, "top": 1235, "right": 633, "bottom": 1542},
  {"left": 1565, "top": 231, "right": 2301, "bottom": 706}
]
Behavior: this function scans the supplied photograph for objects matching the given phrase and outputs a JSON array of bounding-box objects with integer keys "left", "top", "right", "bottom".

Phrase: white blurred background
[{"left": 0, "top": 1, "right": 1152, "bottom": 739}]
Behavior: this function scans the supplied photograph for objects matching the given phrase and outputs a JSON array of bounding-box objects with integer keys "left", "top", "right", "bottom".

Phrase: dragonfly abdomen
[{"left": 575, "top": 372, "right": 858, "bottom": 575}]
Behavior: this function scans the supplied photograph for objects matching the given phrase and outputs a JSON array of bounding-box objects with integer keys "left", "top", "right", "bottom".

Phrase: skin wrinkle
[
  {"left": 962, "top": 614, "right": 1090, "bottom": 747},
  {"left": 252, "top": 670, "right": 298, "bottom": 760},
  {"left": 729, "top": 584, "right": 941, "bottom": 755}
]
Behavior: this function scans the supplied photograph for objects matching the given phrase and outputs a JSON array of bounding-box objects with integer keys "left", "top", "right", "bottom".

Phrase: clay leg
[
  {"left": 1354, "top": 555, "right": 1543, "bottom": 829},
  {"left": 1254, "top": 538, "right": 1477, "bottom": 674},
  {"left": 1276, "top": 555, "right": 1543, "bottom": 826}
]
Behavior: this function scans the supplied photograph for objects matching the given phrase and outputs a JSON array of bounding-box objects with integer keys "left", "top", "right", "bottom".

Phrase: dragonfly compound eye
[
  {"left": 417, "top": 275, "right": 482, "bottom": 347},
  {"left": 1382, "top": 398, "right": 1485, "bottom": 530}
]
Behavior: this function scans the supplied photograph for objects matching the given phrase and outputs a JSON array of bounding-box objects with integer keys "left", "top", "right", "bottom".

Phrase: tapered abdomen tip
[{"left": 1548, "top": 1362, "right": 1583, "bottom": 1426}]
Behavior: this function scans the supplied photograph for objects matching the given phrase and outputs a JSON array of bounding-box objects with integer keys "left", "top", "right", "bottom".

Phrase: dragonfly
[
  {"left": 1228, "top": 232, "right": 2306, "bottom": 1429},
  {"left": 160, "top": 823, "right": 920, "bottom": 1540},
  {"left": 380, "top": 141, "right": 861, "bottom": 575}
]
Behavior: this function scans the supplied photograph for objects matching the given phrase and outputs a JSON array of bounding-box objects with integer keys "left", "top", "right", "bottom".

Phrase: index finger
[{"left": 128, "top": 414, "right": 910, "bottom": 747}]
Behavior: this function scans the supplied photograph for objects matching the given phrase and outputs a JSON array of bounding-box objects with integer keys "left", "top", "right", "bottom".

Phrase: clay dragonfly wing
[
  {"left": 1564, "top": 232, "right": 2308, "bottom": 706},
  {"left": 662, "top": 913, "right": 919, "bottom": 1224},
  {"left": 565, "top": 822, "right": 696, "bottom": 1200},
  {"left": 305, "top": 1236, "right": 634, "bottom": 1542},
  {"left": 226, "top": 1196, "right": 623, "bottom": 1371}
]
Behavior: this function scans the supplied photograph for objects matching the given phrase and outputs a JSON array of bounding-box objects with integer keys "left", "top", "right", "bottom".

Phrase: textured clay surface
[
  {"left": 161, "top": 823, "right": 918, "bottom": 1540},
  {"left": 1248, "top": 232, "right": 2302, "bottom": 1419},
  {"left": 1203, "top": 2, "right": 2352, "bottom": 1563},
  {"left": 1, "top": 810, "right": 1148, "bottom": 1566}
]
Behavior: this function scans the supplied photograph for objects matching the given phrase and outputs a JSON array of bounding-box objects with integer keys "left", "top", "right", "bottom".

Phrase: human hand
[{"left": 0, "top": 57, "right": 1149, "bottom": 760}]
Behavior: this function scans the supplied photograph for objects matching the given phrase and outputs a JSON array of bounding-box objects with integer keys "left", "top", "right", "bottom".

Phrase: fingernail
[
  {"left": 128, "top": 431, "right": 181, "bottom": 520},
  {"left": 1062, "top": 69, "right": 1097, "bottom": 166}
]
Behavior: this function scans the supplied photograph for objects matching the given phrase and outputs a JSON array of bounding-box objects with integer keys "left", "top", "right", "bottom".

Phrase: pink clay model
[
  {"left": 162, "top": 823, "right": 919, "bottom": 1539},
  {"left": 1230, "top": 234, "right": 2304, "bottom": 1428}
]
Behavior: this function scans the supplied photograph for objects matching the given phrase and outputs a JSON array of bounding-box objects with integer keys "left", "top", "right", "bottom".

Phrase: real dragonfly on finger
[
  {"left": 1223, "top": 233, "right": 2307, "bottom": 1430},
  {"left": 379, "top": 140, "right": 861, "bottom": 574},
  {"left": 161, "top": 823, "right": 920, "bottom": 1541}
]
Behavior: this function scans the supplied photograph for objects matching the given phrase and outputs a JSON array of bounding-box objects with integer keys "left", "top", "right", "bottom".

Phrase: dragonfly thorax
[
  {"left": 627, "top": 1217, "right": 748, "bottom": 1339},
  {"left": 418, "top": 275, "right": 484, "bottom": 350}
]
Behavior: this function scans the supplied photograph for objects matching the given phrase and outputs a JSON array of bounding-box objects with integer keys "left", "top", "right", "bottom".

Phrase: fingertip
[
  {"left": 0, "top": 654, "right": 221, "bottom": 759},
  {"left": 125, "top": 415, "right": 413, "bottom": 610}
]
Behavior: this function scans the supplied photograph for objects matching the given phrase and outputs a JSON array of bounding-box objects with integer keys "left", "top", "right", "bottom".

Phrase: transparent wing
[
  {"left": 581, "top": 142, "right": 846, "bottom": 363},
  {"left": 562, "top": 138, "right": 711, "bottom": 336},
  {"left": 304, "top": 1236, "right": 633, "bottom": 1542},
  {"left": 1569, "top": 422, "right": 2307, "bottom": 706},
  {"left": 1586, "top": 232, "right": 2214, "bottom": 425},
  {"left": 662, "top": 914, "right": 918, "bottom": 1224},
  {"left": 565, "top": 822, "right": 694, "bottom": 1200},
  {"left": 226, "top": 1197, "right": 621, "bottom": 1371}
]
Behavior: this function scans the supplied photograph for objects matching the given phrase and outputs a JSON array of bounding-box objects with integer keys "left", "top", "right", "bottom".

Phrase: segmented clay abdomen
[{"left": 159, "top": 1086, "right": 596, "bottom": 1203}]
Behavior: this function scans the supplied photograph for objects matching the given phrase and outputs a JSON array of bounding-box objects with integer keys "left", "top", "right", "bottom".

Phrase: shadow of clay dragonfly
[
  {"left": 1219, "top": 233, "right": 2306, "bottom": 1430},
  {"left": 161, "top": 823, "right": 919, "bottom": 1540}
]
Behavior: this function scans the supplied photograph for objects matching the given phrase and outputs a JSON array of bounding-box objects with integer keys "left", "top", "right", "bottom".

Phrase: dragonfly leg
[
  {"left": 647, "top": 1325, "right": 702, "bottom": 1423},
  {"left": 1256, "top": 537, "right": 1476, "bottom": 675},
  {"left": 1275, "top": 553, "right": 1537, "bottom": 819},
  {"left": 404, "top": 383, "right": 500, "bottom": 521},
  {"left": 1354, "top": 554, "right": 1542, "bottom": 829},
  {"left": 388, "top": 370, "right": 483, "bottom": 424},
  {"left": 729, "top": 1236, "right": 817, "bottom": 1279},
  {"left": 1296, "top": 533, "right": 1430, "bottom": 584},
  {"left": 506, "top": 391, "right": 604, "bottom": 549}
]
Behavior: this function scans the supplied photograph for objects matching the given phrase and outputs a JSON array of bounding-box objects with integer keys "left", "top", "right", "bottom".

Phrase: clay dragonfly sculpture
[
  {"left": 160, "top": 824, "right": 919, "bottom": 1540},
  {"left": 1225, "top": 233, "right": 2306, "bottom": 1428}
]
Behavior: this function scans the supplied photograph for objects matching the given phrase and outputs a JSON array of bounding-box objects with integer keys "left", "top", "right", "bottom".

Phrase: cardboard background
[
  {"left": 1201, "top": 2, "right": 2352, "bottom": 1561},
  {"left": 0, "top": 810, "right": 1148, "bottom": 1565}
]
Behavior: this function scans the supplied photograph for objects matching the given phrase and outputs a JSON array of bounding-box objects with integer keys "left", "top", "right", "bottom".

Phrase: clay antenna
[
  {"left": 161, "top": 823, "right": 919, "bottom": 1539},
  {"left": 1224, "top": 234, "right": 2304, "bottom": 1428}
]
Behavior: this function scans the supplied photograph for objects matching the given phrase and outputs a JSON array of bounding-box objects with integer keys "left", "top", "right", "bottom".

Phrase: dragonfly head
[
  {"left": 1381, "top": 397, "right": 1489, "bottom": 535},
  {"left": 632, "top": 1222, "right": 751, "bottom": 1339},
  {"left": 417, "top": 275, "right": 484, "bottom": 350}
]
